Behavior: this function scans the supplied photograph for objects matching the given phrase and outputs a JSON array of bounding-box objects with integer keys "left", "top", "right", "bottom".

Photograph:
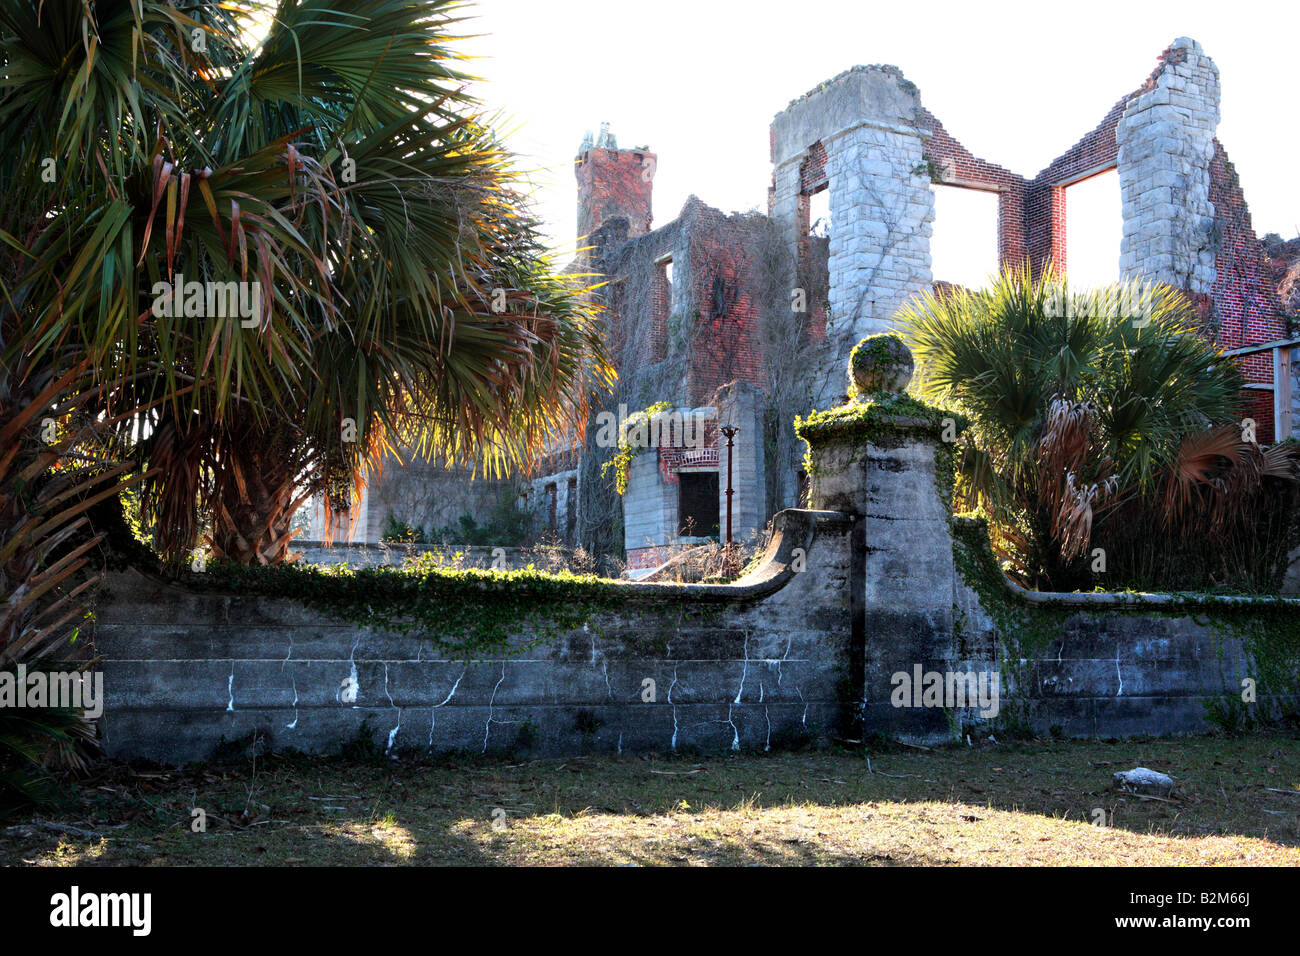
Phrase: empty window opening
[
  {"left": 545, "top": 483, "right": 557, "bottom": 532},
  {"left": 1065, "top": 168, "right": 1121, "bottom": 290},
  {"left": 808, "top": 185, "right": 830, "bottom": 238},
  {"left": 656, "top": 255, "right": 674, "bottom": 308},
  {"left": 650, "top": 255, "right": 673, "bottom": 362},
  {"left": 677, "top": 472, "right": 720, "bottom": 538},
  {"left": 930, "top": 185, "right": 999, "bottom": 288}
]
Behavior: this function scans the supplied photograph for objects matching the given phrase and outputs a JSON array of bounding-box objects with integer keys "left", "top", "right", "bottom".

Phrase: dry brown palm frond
[
  {"left": 1037, "top": 397, "right": 1101, "bottom": 518},
  {"left": 1161, "top": 424, "right": 1243, "bottom": 530},
  {"left": 0, "top": 358, "right": 146, "bottom": 786},
  {"left": 1054, "top": 472, "right": 1120, "bottom": 561},
  {"left": 137, "top": 415, "right": 221, "bottom": 561},
  {"left": 1036, "top": 397, "right": 1123, "bottom": 560},
  {"left": 1260, "top": 441, "right": 1300, "bottom": 481},
  {"left": 1040, "top": 397, "right": 1096, "bottom": 461}
]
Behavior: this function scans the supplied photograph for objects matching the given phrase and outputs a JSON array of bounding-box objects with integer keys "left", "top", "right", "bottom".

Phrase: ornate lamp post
[{"left": 720, "top": 425, "right": 738, "bottom": 546}]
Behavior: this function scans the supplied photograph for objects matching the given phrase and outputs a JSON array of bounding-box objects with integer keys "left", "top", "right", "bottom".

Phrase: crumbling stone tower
[
  {"left": 770, "top": 65, "right": 936, "bottom": 407},
  {"left": 575, "top": 126, "right": 657, "bottom": 244},
  {"left": 1116, "top": 38, "right": 1219, "bottom": 294}
]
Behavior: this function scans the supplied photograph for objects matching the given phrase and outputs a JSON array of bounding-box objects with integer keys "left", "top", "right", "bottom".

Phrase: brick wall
[
  {"left": 918, "top": 110, "right": 1026, "bottom": 268},
  {"left": 576, "top": 146, "right": 656, "bottom": 243},
  {"left": 683, "top": 207, "right": 768, "bottom": 404},
  {"left": 1209, "top": 142, "right": 1287, "bottom": 441},
  {"left": 1023, "top": 52, "right": 1165, "bottom": 278},
  {"left": 796, "top": 141, "right": 831, "bottom": 340}
]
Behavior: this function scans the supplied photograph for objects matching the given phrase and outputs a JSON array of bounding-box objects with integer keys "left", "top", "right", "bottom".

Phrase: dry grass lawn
[{"left": 3, "top": 733, "right": 1298, "bottom": 866}]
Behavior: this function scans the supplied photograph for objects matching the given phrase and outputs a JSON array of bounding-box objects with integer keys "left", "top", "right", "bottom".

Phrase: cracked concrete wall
[
  {"left": 92, "top": 517, "right": 855, "bottom": 764},
  {"left": 1116, "top": 37, "right": 1220, "bottom": 293},
  {"left": 95, "top": 409, "right": 1265, "bottom": 762}
]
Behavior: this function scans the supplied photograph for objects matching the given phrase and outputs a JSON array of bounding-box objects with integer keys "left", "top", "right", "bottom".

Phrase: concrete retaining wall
[
  {"left": 95, "top": 512, "right": 855, "bottom": 764},
  {"left": 87, "top": 351, "right": 1293, "bottom": 764},
  {"left": 92, "top": 505, "right": 1270, "bottom": 764}
]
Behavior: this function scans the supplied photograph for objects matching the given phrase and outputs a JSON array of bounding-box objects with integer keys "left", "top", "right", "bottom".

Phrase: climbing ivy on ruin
[
  {"left": 950, "top": 517, "right": 1300, "bottom": 717},
  {"left": 600, "top": 401, "right": 672, "bottom": 496}
]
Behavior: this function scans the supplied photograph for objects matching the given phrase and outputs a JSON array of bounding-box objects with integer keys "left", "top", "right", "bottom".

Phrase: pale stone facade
[
  {"left": 1116, "top": 37, "right": 1220, "bottom": 293},
  {"left": 771, "top": 66, "right": 934, "bottom": 405}
]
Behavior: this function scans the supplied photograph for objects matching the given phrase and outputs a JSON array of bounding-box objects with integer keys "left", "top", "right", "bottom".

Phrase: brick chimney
[{"left": 575, "top": 123, "right": 655, "bottom": 242}]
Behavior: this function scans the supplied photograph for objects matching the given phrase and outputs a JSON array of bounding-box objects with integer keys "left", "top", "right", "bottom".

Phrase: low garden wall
[
  {"left": 89, "top": 348, "right": 1298, "bottom": 764},
  {"left": 289, "top": 542, "right": 566, "bottom": 570},
  {"left": 94, "top": 511, "right": 856, "bottom": 764},
  {"left": 92, "top": 511, "right": 1292, "bottom": 764}
]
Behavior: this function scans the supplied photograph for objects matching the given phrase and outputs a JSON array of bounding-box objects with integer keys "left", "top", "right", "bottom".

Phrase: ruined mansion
[{"left": 310, "top": 37, "right": 1300, "bottom": 575}]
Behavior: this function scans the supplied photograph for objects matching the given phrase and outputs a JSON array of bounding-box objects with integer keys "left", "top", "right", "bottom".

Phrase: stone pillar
[
  {"left": 825, "top": 124, "right": 934, "bottom": 344},
  {"left": 715, "top": 381, "right": 766, "bottom": 545},
  {"left": 1116, "top": 37, "right": 1219, "bottom": 293},
  {"left": 795, "top": 335, "right": 970, "bottom": 741}
]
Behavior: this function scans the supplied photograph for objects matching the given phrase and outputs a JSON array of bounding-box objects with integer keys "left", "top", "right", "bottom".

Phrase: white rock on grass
[{"left": 1112, "top": 767, "right": 1177, "bottom": 796}]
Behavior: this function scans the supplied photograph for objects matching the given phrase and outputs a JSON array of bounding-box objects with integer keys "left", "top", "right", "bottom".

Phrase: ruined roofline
[
  {"left": 775, "top": 37, "right": 1213, "bottom": 187},
  {"left": 1021, "top": 37, "right": 1204, "bottom": 187},
  {"left": 916, "top": 108, "right": 1024, "bottom": 188},
  {"left": 598, "top": 195, "right": 773, "bottom": 257},
  {"left": 575, "top": 144, "right": 657, "bottom": 162},
  {"left": 777, "top": 63, "right": 919, "bottom": 116}
]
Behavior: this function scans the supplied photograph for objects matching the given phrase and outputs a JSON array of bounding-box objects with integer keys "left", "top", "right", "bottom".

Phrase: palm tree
[
  {"left": 0, "top": 351, "right": 137, "bottom": 811},
  {"left": 2, "top": 0, "right": 612, "bottom": 565},
  {"left": 0, "top": 0, "right": 611, "bottom": 804},
  {"left": 898, "top": 264, "right": 1296, "bottom": 590}
]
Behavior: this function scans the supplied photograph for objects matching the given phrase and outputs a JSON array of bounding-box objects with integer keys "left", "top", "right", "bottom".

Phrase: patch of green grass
[{"left": 3, "top": 734, "right": 1297, "bottom": 866}]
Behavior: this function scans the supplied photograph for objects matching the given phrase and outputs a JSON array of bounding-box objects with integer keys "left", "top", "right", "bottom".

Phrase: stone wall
[
  {"left": 290, "top": 543, "right": 561, "bottom": 571},
  {"left": 771, "top": 66, "right": 934, "bottom": 406},
  {"left": 94, "top": 511, "right": 855, "bottom": 764},
  {"left": 91, "top": 358, "right": 1294, "bottom": 763},
  {"left": 308, "top": 458, "right": 521, "bottom": 547}
]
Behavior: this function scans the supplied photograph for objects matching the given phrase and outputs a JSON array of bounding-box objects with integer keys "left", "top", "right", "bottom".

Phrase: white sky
[{"left": 465, "top": 0, "right": 1298, "bottom": 286}]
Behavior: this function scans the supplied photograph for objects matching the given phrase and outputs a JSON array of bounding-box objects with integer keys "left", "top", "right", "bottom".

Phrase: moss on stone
[
  {"left": 950, "top": 516, "right": 1300, "bottom": 708},
  {"left": 847, "top": 333, "right": 912, "bottom": 399},
  {"left": 795, "top": 391, "right": 967, "bottom": 514},
  {"left": 183, "top": 559, "right": 698, "bottom": 661}
]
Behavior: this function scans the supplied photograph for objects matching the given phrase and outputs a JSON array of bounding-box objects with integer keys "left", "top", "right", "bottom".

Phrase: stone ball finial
[{"left": 848, "top": 333, "right": 913, "bottom": 399}]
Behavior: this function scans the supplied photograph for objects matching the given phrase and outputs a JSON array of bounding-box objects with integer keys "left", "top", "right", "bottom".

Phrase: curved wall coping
[
  {"left": 999, "top": 574, "right": 1300, "bottom": 608},
  {"left": 133, "top": 509, "right": 853, "bottom": 610},
  {"left": 614, "top": 509, "right": 853, "bottom": 602}
]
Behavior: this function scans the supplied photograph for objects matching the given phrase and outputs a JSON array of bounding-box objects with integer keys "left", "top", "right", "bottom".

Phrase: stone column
[
  {"left": 1116, "top": 37, "right": 1220, "bottom": 293},
  {"left": 796, "top": 335, "right": 972, "bottom": 741},
  {"left": 771, "top": 66, "right": 935, "bottom": 408}
]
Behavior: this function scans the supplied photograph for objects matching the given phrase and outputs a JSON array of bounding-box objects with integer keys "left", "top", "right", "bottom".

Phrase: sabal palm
[
  {"left": 898, "top": 264, "right": 1256, "bottom": 588},
  {"left": 2, "top": 0, "right": 612, "bottom": 564}
]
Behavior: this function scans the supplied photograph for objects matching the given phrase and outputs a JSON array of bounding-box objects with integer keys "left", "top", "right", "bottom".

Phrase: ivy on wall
[
  {"left": 951, "top": 517, "right": 1300, "bottom": 712},
  {"left": 180, "top": 555, "right": 731, "bottom": 661}
]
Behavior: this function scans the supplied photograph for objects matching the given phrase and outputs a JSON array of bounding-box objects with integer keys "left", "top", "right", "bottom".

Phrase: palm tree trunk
[{"left": 208, "top": 432, "right": 306, "bottom": 566}]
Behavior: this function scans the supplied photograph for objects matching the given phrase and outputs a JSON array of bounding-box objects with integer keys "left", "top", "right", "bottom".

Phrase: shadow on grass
[{"left": 3, "top": 732, "right": 1297, "bottom": 866}]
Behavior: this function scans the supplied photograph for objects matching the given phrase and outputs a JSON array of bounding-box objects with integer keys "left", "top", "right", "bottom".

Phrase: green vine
[
  {"left": 185, "top": 558, "right": 628, "bottom": 659},
  {"left": 600, "top": 401, "right": 672, "bottom": 495},
  {"left": 950, "top": 516, "right": 1300, "bottom": 719},
  {"left": 795, "top": 391, "right": 967, "bottom": 514},
  {"left": 178, "top": 555, "right": 737, "bottom": 662}
]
